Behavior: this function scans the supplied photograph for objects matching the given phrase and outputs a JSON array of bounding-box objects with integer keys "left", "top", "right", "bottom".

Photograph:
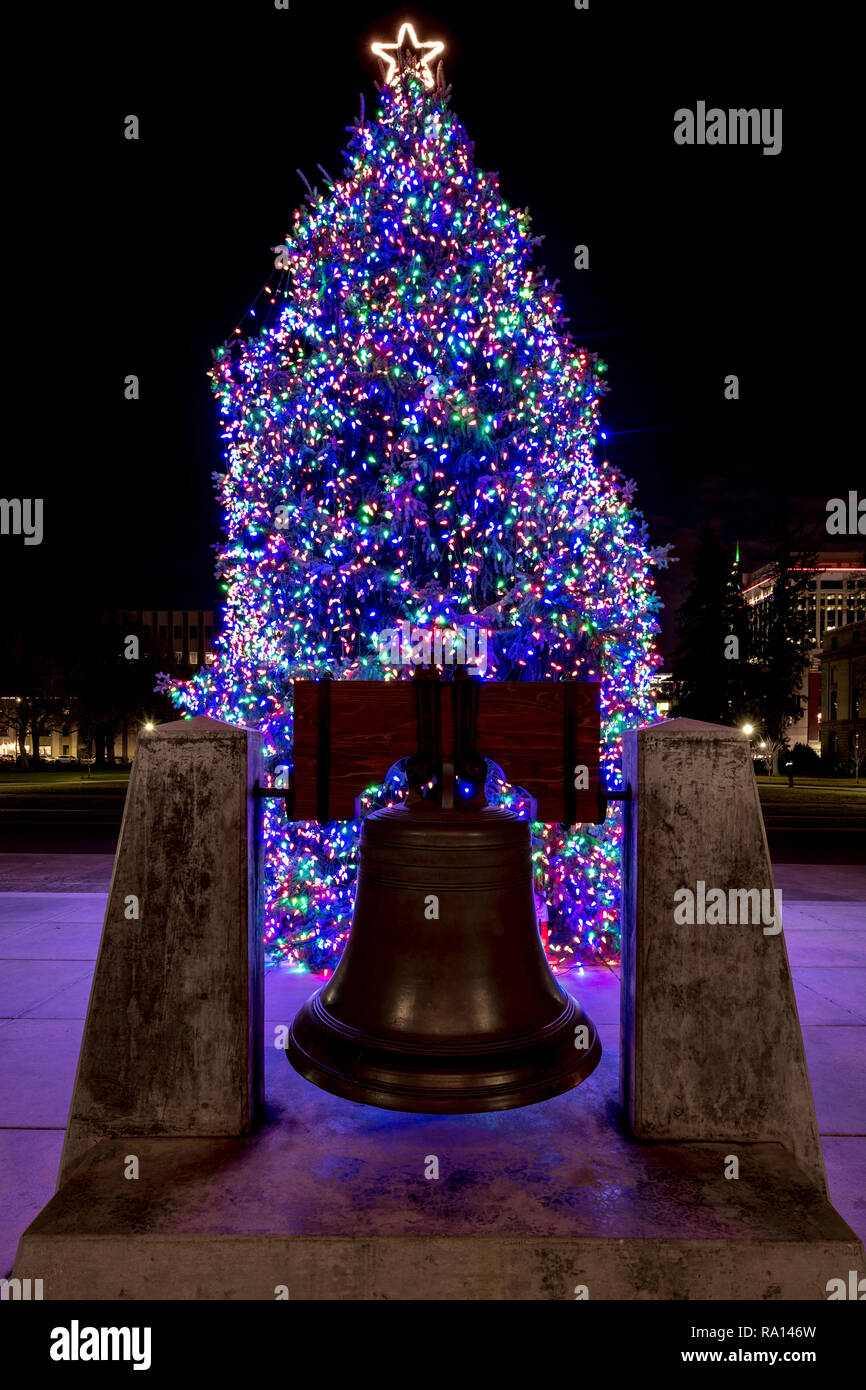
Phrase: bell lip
[
  {"left": 287, "top": 1033, "right": 602, "bottom": 1114},
  {"left": 286, "top": 991, "right": 603, "bottom": 1115}
]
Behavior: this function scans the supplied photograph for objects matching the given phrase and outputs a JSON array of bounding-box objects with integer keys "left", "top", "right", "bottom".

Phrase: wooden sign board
[{"left": 292, "top": 680, "right": 601, "bottom": 825}]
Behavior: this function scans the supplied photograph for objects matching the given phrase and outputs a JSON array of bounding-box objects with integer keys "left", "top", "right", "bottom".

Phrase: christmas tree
[{"left": 167, "top": 23, "right": 667, "bottom": 975}]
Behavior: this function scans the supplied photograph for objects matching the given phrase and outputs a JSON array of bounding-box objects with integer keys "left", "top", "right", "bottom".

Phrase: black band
[{"left": 316, "top": 678, "right": 332, "bottom": 822}]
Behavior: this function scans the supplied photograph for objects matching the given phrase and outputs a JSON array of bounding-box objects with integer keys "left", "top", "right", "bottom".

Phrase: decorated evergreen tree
[
  {"left": 673, "top": 522, "right": 748, "bottom": 724},
  {"left": 167, "top": 24, "right": 667, "bottom": 974}
]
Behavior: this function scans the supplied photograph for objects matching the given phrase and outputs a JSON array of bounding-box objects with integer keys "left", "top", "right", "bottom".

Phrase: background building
[
  {"left": 107, "top": 610, "right": 217, "bottom": 675},
  {"left": 743, "top": 552, "right": 865, "bottom": 650},
  {"left": 650, "top": 671, "right": 677, "bottom": 720},
  {"left": 0, "top": 610, "right": 216, "bottom": 765},
  {"left": 820, "top": 619, "right": 865, "bottom": 772},
  {"left": 743, "top": 552, "right": 865, "bottom": 753}
]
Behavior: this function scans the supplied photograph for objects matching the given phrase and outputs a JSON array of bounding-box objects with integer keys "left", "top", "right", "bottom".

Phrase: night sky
[{"left": 6, "top": 1, "right": 847, "bottom": 660}]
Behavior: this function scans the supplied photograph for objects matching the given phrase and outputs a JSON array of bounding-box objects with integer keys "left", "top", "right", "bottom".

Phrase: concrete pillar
[
  {"left": 620, "top": 717, "right": 827, "bottom": 1194},
  {"left": 57, "top": 715, "right": 264, "bottom": 1188}
]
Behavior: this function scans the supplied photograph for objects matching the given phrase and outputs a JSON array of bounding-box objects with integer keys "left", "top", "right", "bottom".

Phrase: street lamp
[{"left": 742, "top": 724, "right": 754, "bottom": 736}]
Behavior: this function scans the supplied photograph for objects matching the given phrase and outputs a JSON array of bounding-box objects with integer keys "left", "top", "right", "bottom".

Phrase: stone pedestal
[
  {"left": 620, "top": 718, "right": 826, "bottom": 1193},
  {"left": 57, "top": 716, "right": 264, "bottom": 1188}
]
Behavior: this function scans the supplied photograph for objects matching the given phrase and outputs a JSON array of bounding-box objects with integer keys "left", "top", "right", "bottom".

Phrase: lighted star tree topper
[
  {"left": 167, "top": 22, "right": 670, "bottom": 975},
  {"left": 372, "top": 21, "right": 444, "bottom": 89}
]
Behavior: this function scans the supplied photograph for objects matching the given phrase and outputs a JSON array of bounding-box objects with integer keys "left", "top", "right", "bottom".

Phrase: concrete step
[{"left": 13, "top": 1116, "right": 864, "bottom": 1298}]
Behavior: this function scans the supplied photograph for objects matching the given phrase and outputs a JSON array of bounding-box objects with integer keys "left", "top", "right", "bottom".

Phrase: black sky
[{"left": 5, "top": 1, "right": 853, "bottom": 660}]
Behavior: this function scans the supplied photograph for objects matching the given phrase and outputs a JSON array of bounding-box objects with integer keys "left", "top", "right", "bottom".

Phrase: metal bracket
[
  {"left": 596, "top": 781, "right": 631, "bottom": 823},
  {"left": 254, "top": 777, "right": 296, "bottom": 819}
]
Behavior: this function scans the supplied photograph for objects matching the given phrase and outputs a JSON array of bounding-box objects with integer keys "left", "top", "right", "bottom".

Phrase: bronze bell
[{"left": 287, "top": 722, "right": 602, "bottom": 1112}]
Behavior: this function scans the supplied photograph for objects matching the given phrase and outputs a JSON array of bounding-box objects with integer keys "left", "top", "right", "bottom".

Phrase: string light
[{"left": 166, "top": 59, "right": 667, "bottom": 974}]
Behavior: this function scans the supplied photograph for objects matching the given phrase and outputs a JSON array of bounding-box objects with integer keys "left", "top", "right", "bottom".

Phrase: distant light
[
  {"left": 742, "top": 724, "right": 754, "bottom": 736},
  {"left": 145, "top": 722, "right": 155, "bottom": 732}
]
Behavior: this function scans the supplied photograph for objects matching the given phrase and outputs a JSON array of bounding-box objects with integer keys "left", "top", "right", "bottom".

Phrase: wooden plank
[
  {"left": 474, "top": 683, "right": 600, "bottom": 823},
  {"left": 293, "top": 682, "right": 416, "bottom": 821},
  {"left": 292, "top": 680, "right": 602, "bottom": 824}
]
